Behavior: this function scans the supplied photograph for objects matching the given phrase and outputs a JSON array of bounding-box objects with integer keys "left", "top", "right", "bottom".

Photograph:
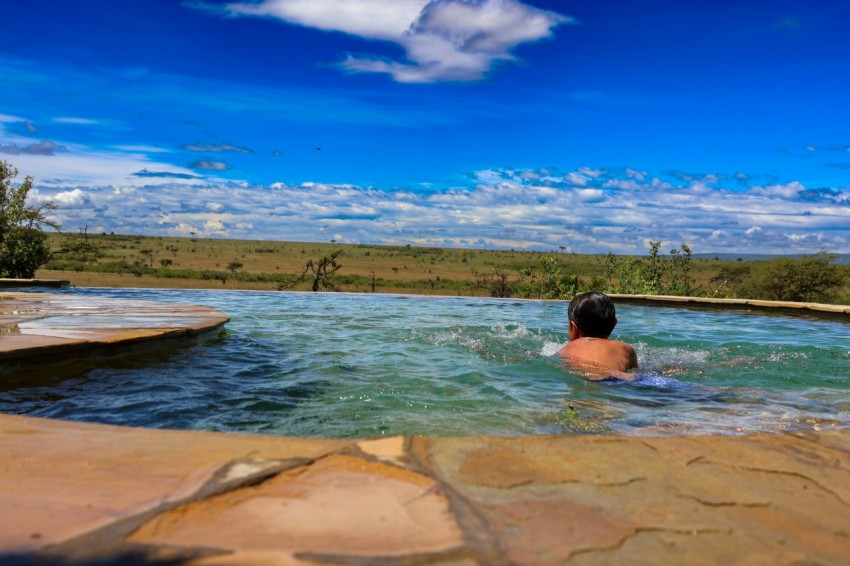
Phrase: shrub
[{"left": 740, "top": 251, "right": 845, "bottom": 303}]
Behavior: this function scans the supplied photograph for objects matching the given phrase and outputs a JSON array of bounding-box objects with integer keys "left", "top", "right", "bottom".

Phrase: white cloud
[
  {"left": 204, "top": 218, "right": 226, "bottom": 233},
  {"left": 53, "top": 117, "right": 99, "bottom": 125},
  {"left": 564, "top": 172, "right": 588, "bottom": 186},
  {"left": 625, "top": 168, "right": 647, "bottom": 181},
  {"left": 24, "top": 160, "right": 850, "bottom": 254},
  {"left": 578, "top": 167, "right": 605, "bottom": 178},
  {"left": 215, "top": 0, "right": 570, "bottom": 82},
  {"left": 50, "top": 188, "right": 92, "bottom": 209},
  {"left": 752, "top": 181, "right": 804, "bottom": 198},
  {"left": 224, "top": 0, "right": 426, "bottom": 39},
  {"left": 113, "top": 145, "right": 172, "bottom": 153},
  {"left": 10, "top": 149, "right": 204, "bottom": 187}
]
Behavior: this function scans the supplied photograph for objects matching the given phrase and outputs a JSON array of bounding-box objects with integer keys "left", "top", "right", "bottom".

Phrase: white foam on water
[
  {"left": 489, "top": 322, "right": 530, "bottom": 339},
  {"left": 540, "top": 341, "right": 563, "bottom": 357}
]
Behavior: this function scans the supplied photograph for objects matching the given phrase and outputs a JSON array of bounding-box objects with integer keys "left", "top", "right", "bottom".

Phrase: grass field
[{"left": 37, "top": 232, "right": 811, "bottom": 298}]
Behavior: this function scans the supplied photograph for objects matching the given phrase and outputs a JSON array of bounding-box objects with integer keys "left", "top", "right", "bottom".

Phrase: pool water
[{"left": 3, "top": 288, "right": 850, "bottom": 437}]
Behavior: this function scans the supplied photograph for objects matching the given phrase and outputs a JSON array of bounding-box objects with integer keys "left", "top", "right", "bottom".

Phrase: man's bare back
[
  {"left": 557, "top": 337, "right": 638, "bottom": 379},
  {"left": 558, "top": 292, "right": 639, "bottom": 380}
]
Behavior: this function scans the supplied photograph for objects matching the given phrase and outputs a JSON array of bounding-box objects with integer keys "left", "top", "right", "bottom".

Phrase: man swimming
[{"left": 557, "top": 291, "right": 638, "bottom": 380}]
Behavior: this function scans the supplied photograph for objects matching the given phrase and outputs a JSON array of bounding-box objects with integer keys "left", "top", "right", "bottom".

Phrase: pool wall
[{"left": 610, "top": 293, "right": 850, "bottom": 319}]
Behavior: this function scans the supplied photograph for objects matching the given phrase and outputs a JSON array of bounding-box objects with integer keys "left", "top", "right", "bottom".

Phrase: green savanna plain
[{"left": 38, "top": 232, "right": 850, "bottom": 301}]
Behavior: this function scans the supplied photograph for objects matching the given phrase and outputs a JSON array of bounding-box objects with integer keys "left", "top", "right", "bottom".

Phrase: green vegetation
[
  {"left": 712, "top": 250, "right": 845, "bottom": 303},
  {"left": 0, "top": 161, "right": 58, "bottom": 278},
  {"left": 604, "top": 242, "right": 696, "bottom": 296},
  {"left": 36, "top": 231, "right": 849, "bottom": 304}
]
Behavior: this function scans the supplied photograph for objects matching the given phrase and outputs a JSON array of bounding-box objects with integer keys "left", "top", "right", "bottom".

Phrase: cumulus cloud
[
  {"left": 564, "top": 172, "right": 588, "bottom": 186},
  {"left": 51, "top": 188, "right": 93, "bottom": 209},
  {"left": 202, "top": 0, "right": 571, "bottom": 82}
]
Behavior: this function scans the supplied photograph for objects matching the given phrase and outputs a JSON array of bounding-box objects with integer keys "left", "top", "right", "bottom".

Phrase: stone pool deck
[
  {"left": 1, "top": 291, "right": 849, "bottom": 564},
  {"left": 0, "top": 292, "right": 229, "bottom": 376},
  {"left": 1, "top": 414, "right": 849, "bottom": 564}
]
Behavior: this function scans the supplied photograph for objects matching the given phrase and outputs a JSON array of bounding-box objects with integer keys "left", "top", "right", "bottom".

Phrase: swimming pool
[{"left": 3, "top": 288, "right": 849, "bottom": 437}]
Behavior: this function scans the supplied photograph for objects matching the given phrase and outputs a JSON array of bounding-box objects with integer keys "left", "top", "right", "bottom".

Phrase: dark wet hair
[{"left": 568, "top": 291, "right": 617, "bottom": 338}]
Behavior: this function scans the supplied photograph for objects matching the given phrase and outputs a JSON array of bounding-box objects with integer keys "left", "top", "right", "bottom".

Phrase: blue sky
[{"left": 1, "top": 0, "right": 849, "bottom": 254}]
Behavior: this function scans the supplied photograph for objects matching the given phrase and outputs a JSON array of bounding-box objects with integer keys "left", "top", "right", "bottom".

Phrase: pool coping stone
[{"left": 0, "top": 292, "right": 229, "bottom": 376}]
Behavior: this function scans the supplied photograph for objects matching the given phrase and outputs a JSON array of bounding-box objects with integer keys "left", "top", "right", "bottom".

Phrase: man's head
[{"left": 568, "top": 292, "right": 617, "bottom": 338}]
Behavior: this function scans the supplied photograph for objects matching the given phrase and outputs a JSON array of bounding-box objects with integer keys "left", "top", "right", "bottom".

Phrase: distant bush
[
  {"left": 605, "top": 242, "right": 696, "bottom": 296},
  {"left": 739, "top": 251, "right": 845, "bottom": 303},
  {"left": 515, "top": 256, "right": 578, "bottom": 299}
]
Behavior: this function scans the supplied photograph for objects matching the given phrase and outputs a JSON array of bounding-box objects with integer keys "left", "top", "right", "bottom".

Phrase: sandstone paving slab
[
  {"left": 2, "top": 412, "right": 850, "bottom": 564},
  {"left": 130, "top": 453, "right": 468, "bottom": 563},
  {"left": 413, "top": 434, "right": 850, "bottom": 564},
  {"left": 0, "top": 413, "right": 347, "bottom": 554}
]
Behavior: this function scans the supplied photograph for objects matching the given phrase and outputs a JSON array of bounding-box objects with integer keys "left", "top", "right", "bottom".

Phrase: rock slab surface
[{"left": 1, "top": 414, "right": 848, "bottom": 564}]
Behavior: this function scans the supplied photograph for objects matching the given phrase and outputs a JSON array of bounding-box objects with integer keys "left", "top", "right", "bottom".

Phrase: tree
[
  {"left": 300, "top": 251, "right": 343, "bottom": 292},
  {"left": 53, "top": 226, "right": 102, "bottom": 264},
  {"left": 741, "top": 251, "right": 845, "bottom": 303},
  {"left": 140, "top": 249, "right": 155, "bottom": 268},
  {"left": 227, "top": 260, "right": 243, "bottom": 274},
  {"left": 0, "top": 161, "right": 59, "bottom": 278},
  {"left": 478, "top": 268, "right": 515, "bottom": 298}
]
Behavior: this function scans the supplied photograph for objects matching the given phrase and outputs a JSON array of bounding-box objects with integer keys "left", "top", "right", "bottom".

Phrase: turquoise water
[{"left": 3, "top": 288, "right": 850, "bottom": 437}]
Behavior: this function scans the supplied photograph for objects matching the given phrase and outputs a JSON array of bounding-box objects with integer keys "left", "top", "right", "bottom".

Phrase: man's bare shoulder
[{"left": 557, "top": 337, "right": 638, "bottom": 374}]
